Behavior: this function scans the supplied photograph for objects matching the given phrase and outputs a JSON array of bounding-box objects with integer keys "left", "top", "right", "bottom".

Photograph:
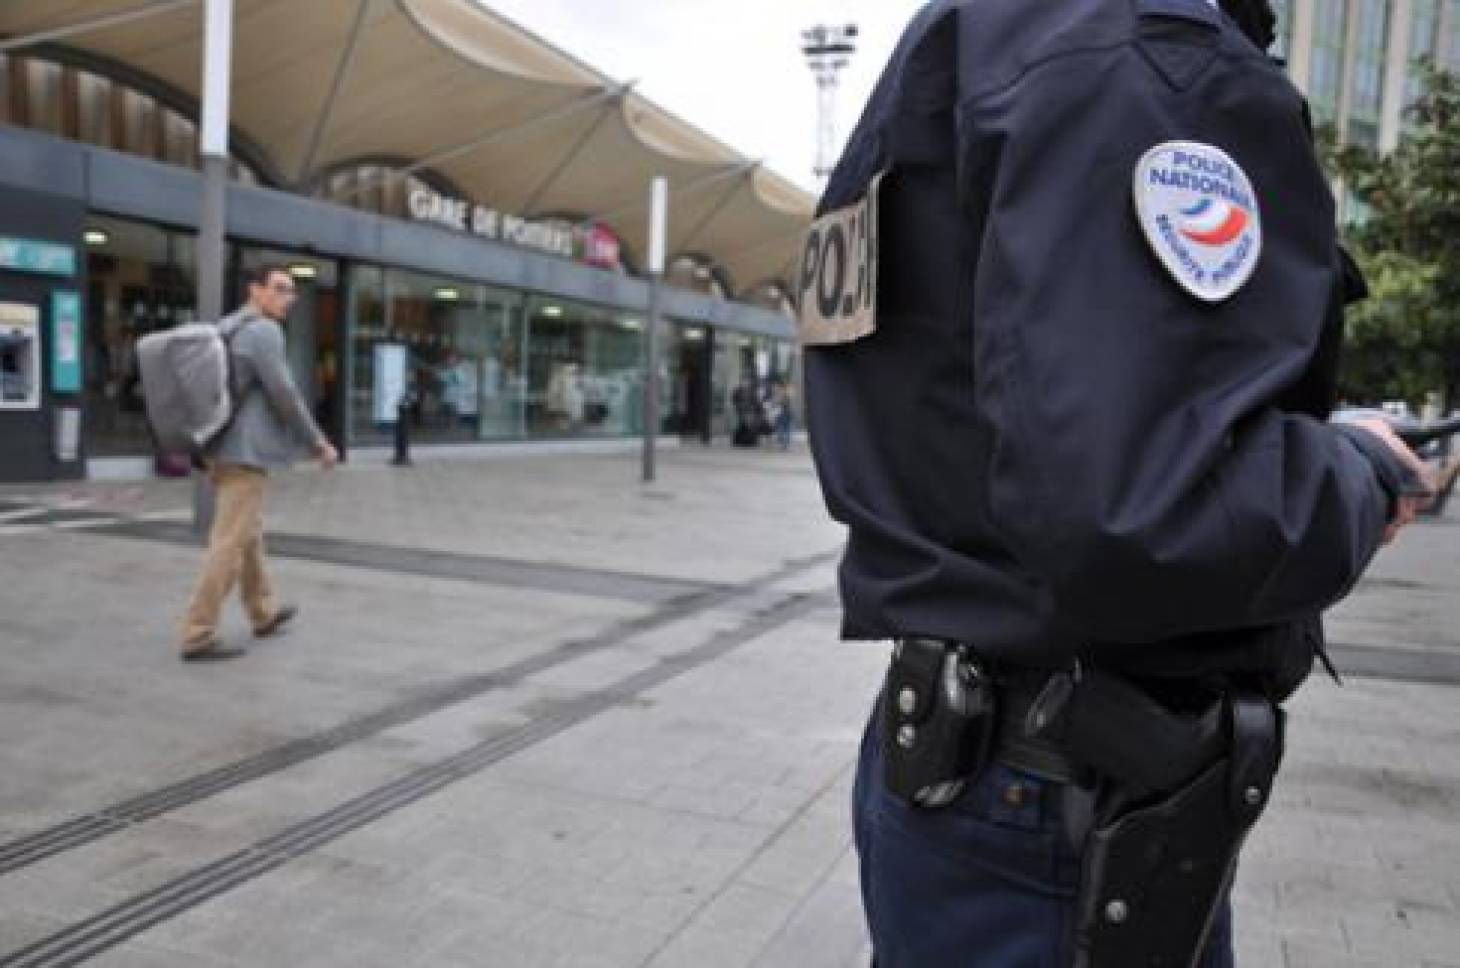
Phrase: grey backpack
[{"left": 136, "top": 318, "right": 248, "bottom": 454}]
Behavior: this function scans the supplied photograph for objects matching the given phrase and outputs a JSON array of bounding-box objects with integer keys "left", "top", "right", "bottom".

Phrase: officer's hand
[
  {"left": 317, "top": 440, "right": 340, "bottom": 471},
  {"left": 1349, "top": 417, "right": 1436, "bottom": 543}
]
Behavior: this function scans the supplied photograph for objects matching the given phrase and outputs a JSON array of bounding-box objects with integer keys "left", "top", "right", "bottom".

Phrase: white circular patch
[{"left": 1132, "top": 141, "right": 1262, "bottom": 303}]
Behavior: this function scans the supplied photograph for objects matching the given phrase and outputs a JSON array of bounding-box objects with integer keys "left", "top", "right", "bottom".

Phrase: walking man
[{"left": 179, "top": 264, "right": 338, "bottom": 660}]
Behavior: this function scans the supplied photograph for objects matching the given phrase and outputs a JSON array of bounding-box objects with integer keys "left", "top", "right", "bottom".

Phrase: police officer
[{"left": 797, "top": 0, "right": 1435, "bottom": 965}]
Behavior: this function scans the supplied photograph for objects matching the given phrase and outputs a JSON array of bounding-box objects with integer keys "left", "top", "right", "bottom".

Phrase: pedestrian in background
[
  {"left": 178, "top": 264, "right": 338, "bottom": 660},
  {"left": 771, "top": 381, "right": 794, "bottom": 450},
  {"left": 732, "top": 377, "right": 761, "bottom": 447}
]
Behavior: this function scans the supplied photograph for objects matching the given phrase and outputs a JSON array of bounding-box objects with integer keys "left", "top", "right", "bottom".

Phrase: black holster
[{"left": 1063, "top": 686, "right": 1283, "bottom": 968}]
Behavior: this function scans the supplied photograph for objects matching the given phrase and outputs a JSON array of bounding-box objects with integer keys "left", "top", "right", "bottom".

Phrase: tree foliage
[{"left": 1320, "top": 64, "right": 1460, "bottom": 409}]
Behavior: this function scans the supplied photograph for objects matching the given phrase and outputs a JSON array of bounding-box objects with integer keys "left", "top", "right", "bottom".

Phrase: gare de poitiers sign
[{"left": 407, "top": 187, "right": 621, "bottom": 271}]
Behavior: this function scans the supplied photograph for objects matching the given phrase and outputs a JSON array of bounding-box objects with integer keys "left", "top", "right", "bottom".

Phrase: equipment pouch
[
  {"left": 880, "top": 639, "right": 997, "bottom": 808},
  {"left": 1072, "top": 693, "right": 1280, "bottom": 968}
]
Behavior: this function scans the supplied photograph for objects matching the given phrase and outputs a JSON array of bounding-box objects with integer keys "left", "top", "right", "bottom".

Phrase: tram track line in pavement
[
  {"left": 0, "top": 499, "right": 118, "bottom": 531},
  {"left": 0, "top": 550, "right": 838, "bottom": 880},
  {"left": 90, "top": 520, "right": 725, "bottom": 603},
  {"left": 0, "top": 586, "right": 832, "bottom": 967}
]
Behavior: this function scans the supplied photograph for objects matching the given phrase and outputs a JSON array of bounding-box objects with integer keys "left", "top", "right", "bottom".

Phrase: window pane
[
  {"left": 524, "top": 296, "right": 642, "bottom": 438},
  {"left": 351, "top": 269, "right": 526, "bottom": 445},
  {"left": 82, "top": 216, "right": 199, "bottom": 456}
]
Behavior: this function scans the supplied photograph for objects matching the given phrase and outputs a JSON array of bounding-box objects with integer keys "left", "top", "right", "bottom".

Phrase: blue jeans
[
  {"left": 853, "top": 708, "right": 1235, "bottom": 967},
  {"left": 773, "top": 412, "right": 793, "bottom": 449}
]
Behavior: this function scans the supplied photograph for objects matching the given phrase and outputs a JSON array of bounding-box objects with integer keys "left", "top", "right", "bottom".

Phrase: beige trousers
[{"left": 180, "top": 463, "right": 277, "bottom": 648}]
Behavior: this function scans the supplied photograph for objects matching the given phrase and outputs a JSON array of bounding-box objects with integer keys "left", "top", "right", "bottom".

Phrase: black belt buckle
[{"left": 881, "top": 638, "right": 997, "bottom": 808}]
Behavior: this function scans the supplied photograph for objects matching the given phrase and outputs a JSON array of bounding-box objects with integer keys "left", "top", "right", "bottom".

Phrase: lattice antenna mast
[{"left": 801, "top": 23, "right": 858, "bottom": 183}]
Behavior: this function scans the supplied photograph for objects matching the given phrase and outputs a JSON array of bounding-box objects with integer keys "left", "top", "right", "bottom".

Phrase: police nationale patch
[{"left": 1133, "top": 141, "right": 1262, "bottom": 303}]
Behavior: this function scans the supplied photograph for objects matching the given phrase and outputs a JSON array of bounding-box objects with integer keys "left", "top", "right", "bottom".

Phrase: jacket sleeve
[
  {"left": 242, "top": 323, "right": 325, "bottom": 452},
  {"left": 974, "top": 264, "right": 1404, "bottom": 644},
  {"left": 964, "top": 45, "right": 1405, "bottom": 644}
]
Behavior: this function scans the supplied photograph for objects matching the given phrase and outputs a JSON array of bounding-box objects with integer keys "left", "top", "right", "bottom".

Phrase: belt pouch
[{"left": 881, "top": 639, "right": 996, "bottom": 807}]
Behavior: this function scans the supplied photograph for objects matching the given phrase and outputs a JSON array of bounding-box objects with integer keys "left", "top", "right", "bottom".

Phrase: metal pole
[
  {"left": 194, "top": 0, "right": 232, "bottom": 537},
  {"left": 197, "top": 0, "right": 232, "bottom": 322},
  {"left": 642, "top": 176, "right": 668, "bottom": 483}
]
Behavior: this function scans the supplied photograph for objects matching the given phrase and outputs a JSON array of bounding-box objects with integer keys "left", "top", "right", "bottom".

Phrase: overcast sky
[{"left": 475, "top": 0, "right": 922, "bottom": 194}]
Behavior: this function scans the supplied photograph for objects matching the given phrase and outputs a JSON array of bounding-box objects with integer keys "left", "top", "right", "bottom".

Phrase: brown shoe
[
  {"left": 181, "top": 638, "right": 247, "bottom": 661},
  {"left": 254, "top": 604, "right": 298, "bottom": 638}
]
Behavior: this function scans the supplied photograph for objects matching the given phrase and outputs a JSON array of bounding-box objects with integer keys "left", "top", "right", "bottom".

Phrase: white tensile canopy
[{"left": 0, "top": 0, "right": 816, "bottom": 296}]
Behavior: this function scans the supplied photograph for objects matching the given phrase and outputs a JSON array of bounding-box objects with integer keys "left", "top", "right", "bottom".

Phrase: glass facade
[
  {"left": 1445, "top": 0, "right": 1460, "bottom": 72},
  {"left": 1404, "top": 0, "right": 1440, "bottom": 120},
  {"left": 349, "top": 268, "right": 527, "bottom": 445},
  {"left": 73, "top": 215, "right": 796, "bottom": 463},
  {"left": 344, "top": 266, "right": 742, "bottom": 449},
  {"left": 80, "top": 221, "right": 357, "bottom": 458},
  {"left": 1309, "top": 0, "right": 1352, "bottom": 124},
  {"left": 1284, "top": 0, "right": 1460, "bottom": 144},
  {"left": 0, "top": 51, "right": 798, "bottom": 464},
  {"left": 0, "top": 38, "right": 803, "bottom": 476},
  {"left": 1272, "top": 0, "right": 1295, "bottom": 63},
  {"left": 82, "top": 216, "right": 199, "bottom": 456},
  {"left": 660, "top": 323, "right": 713, "bottom": 439},
  {"left": 523, "top": 296, "right": 642, "bottom": 438},
  {"left": 711, "top": 330, "right": 799, "bottom": 438},
  {"left": 1346, "top": 0, "right": 1390, "bottom": 148}
]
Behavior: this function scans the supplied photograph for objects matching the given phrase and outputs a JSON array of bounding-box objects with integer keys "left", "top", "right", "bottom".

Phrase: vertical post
[
  {"left": 642, "top": 176, "right": 667, "bottom": 483},
  {"left": 1379, "top": 0, "right": 1414, "bottom": 153},
  {"left": 1287, "top": 0, "right": 1317, "bottom": 93},
  {"left": 337, "top": 261, "right": 354, "bottom": 459},
  {"left": 193, "top": 0, "right": 232, "bottom": 537},
  {"left": 197, "top": 0, "right": 232, "bottom": 321}
]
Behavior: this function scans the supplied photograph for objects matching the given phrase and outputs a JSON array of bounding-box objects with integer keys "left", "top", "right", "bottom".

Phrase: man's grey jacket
[{"left": 210, "top": 306, "right": 323, "bottom": 471}]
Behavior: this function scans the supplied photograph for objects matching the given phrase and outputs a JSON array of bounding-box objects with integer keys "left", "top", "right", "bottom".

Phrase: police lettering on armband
[{"left": 796, "top": 173, "right": 883, "bottom": 346}]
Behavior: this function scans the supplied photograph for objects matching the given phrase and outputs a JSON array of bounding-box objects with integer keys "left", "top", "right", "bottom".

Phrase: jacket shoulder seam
[{"left": 958, "top": 34, "right": 1274, "bottom": 114}]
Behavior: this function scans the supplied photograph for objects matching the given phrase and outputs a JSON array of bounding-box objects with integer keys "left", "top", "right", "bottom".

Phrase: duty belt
[
  {"left": 993, "top": 674, "right": 1091, "bottom": 785},
  {"left": 882, "top": 639, "right": 1091, "bottom": 791},
  {"left": 887, "top": 638, "right": 1284, "bottom": 968},
  {"left": 891, "top": 640, "right": 1231, "bottom": 797}
]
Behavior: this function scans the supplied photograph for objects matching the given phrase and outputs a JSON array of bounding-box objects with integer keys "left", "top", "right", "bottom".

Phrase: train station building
[{"left": 0, "top": 0, "right": 813, "bottom": 481}]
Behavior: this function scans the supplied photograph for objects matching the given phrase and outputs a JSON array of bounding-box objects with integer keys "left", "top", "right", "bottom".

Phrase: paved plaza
[{"left": 0, "top": 445, "right": 1456, "bottom": 967}]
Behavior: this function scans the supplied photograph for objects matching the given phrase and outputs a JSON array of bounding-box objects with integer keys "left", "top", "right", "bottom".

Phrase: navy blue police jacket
[{"left": 802, "top": 0, "right": 1410, "bottom": 695}]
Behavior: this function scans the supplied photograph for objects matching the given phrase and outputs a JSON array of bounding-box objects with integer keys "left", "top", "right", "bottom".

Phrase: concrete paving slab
[
  {"left": 87, "top": 941, "right": 234, "bottom": 968},
  {"left": 3, "top": 448, "right": 1459, "bottom": 967},
  {"left": 0, "top": 529, "right": 642, "bottom": 835}
]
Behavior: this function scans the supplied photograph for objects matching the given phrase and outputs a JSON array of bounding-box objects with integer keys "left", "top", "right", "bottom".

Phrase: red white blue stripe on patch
[
  {"left": 1179, "top": 198, "right": 1249, "bottom": 246},
  {"left": 1133, "top": 141, "right": 1262, "bottom": 303}
]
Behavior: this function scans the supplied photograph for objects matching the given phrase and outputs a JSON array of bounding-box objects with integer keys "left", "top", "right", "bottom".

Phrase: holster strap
[{"left": 1027, "top": 669, "right": 1225, "bottom": 797}]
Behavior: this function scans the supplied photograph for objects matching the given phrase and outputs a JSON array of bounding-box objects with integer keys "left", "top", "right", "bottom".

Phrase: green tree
[
  {"left": 1321, "top": 64, "right": 1460, "bottom": 409},
  {"left": 1339, "top": 250, "right": 1443, "bottom": 403}
]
